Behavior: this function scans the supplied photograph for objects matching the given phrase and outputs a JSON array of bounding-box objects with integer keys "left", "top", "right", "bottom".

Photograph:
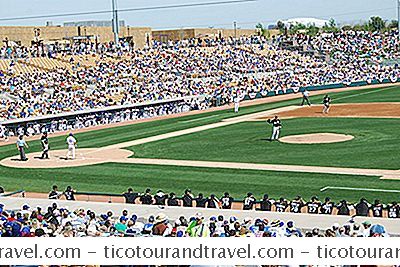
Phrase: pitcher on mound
[{"left": 66, "top": 133, "right": 77, "bottom": 160}]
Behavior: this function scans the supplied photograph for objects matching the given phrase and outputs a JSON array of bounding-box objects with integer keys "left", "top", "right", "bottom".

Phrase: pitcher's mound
[{"left": 279, "top": 133, "right": 354, "bottom": 144}]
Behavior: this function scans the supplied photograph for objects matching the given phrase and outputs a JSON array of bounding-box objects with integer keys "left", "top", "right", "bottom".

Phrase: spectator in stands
[
  {"left": 152, "top": 213, "right": 171, "bottom": 236},
  {"left": 362, "top": 221, "right": 372, "bottom": 237}
]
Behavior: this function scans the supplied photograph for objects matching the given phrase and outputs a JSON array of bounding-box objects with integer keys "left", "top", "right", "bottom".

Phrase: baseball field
[{"left": 0, "top": 85, "right": 399, "bottom": 203}]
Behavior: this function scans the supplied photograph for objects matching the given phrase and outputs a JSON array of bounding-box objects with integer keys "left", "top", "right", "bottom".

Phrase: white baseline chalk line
[{"left": 320, "top": 186, "right": 400, "bottom": 193}]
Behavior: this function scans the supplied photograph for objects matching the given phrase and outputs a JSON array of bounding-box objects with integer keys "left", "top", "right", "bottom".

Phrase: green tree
[
  {"left": 277, "top": 20, "right": 286, "bottom": 34},
  {"left": 323, "top": 18, "right": 339, "bottom": 33},
  {"left": 288, "top": 23, "right": 307, "bottom": 35},
  {"left": 368, "top": 16, "right": 386, "bottom": 32},
  {"left": 388, "top": 20, "right": 398, "bottom": 29},
  {"left": 255, "top": 23, "right": 266, "bottom": 36},
  {"left": 306, "top": 24, "right": 320, "bottom": 36}
]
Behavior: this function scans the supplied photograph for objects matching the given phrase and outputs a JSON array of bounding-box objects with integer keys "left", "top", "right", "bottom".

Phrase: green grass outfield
[
  {"left": 0, "top": 85, "right": 399, "bottom": 202},
  {"left": 131, "top": 117, "right": 399, "bottom": 169}
]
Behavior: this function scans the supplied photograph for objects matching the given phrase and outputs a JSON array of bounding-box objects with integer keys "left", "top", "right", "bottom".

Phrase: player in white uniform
[{"left": 66, "top": 133, "right": 77, "bottom": 160}]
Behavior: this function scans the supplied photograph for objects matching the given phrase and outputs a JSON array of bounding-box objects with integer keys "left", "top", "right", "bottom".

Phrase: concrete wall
[
  {"left": 152, "top": 28, "right": 280, "bottom": 43},
  {"left": 0, "top": 26, "right": 152, "bottom": 48}
]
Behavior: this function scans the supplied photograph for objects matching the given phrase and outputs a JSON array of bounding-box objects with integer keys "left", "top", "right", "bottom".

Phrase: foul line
[
  {"left": 333, "top": 86, "right": 396, "bottom": 102},
  {"left": 320, "top": 186, "right": 400, "bottom": 193}
]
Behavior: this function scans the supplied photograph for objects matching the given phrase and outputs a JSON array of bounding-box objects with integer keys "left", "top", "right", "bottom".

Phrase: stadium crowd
[
  {"left": 1, "top": 30, "right": 399, "bottom": 124},
  {"left": 0, "top": 201, "right": 389, "bottom": 238},
  {"left": 0, "top": 99, "right": 199, "bottom": 138}
]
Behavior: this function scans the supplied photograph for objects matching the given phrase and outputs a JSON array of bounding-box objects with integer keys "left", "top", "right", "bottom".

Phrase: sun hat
[{"left": 155, "top": 213, "right": 167, "bottom": 223}]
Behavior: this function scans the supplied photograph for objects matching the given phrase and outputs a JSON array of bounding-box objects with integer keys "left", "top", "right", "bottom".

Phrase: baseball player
[
  {"left": 16, "top": 135, "right": 29, "bottom": 161},
  {"left": 322, "top": 94, "right": 331, "bottom": 114},
  {"left": 66, "top": 133, "right": 77, "bottom": 160},
  {"left": 267, "top": 115, "right": 282, "bottom": 141},
  {"left": 301, "top": 89, "right": 311, "bottom": 106},
  {"left": 234, "top": 95, "right": 240, "bottom": 113},
  {"left": 40, "top": 132, "right": 49, "bottom": 159}
]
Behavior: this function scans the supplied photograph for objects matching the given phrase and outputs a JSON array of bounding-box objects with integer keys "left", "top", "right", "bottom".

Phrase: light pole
[
  {"left": 234, "top": 21, "right": 237, "bottom": 40},
  {"left": 398, "top": 0, "right": 400, "bottom": 39},
  {"left": 111, "top": 0, "right": 119, "bottom": 44}
]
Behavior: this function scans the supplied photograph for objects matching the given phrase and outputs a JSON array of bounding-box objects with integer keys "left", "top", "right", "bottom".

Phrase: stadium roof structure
[{"left": 281, "top": 17, "right": 329, "bottom": 28}]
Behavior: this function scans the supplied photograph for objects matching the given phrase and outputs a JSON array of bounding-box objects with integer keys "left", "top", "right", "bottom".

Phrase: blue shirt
[{"left": 16, "top": 139, "right": 26, "bottom": 147}]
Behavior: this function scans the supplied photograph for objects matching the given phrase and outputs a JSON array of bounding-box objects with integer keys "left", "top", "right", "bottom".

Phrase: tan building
[
  {"left": 152, "top": 28, "right": 279, "bottom": 43},
  {"left": 0, "top": 26, "right": 152, "bottom": 48}
]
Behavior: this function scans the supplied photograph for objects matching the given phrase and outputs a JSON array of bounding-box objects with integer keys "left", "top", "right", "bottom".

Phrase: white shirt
[{"left": 66, "top": 136, "right": 76, "bottom": 147}]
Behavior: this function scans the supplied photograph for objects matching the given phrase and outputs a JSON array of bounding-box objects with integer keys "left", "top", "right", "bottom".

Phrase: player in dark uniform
[
  {"left": 387, "top": 202, "right": 400, "bottom": 219},
  {"left": 289, "top": 196, "right": 304, "bottom": 213},
  {"left": 40, "top": 132, "right": 49, "bottom": 159},
  {"left": 182, "top": 189, "right": 194, "bottom": 207},
  {"left": 306, "top": 196, "right": 321, "bottom": 214},
  {"left": 274, "top": 197, "right": 288, "bottom": 212},
  {"left": 122, "top": 188, "right": 139, "bottom": 204},
  {"left": 139, "top": 188, "right": 153, "bottom": 205},
  {"left": 48, "top": 185, "right": 61, "bottom": 200},
  {"left": 322, "top": 94, "right": 331, "bottom": 114},
  {"left": 206, "top": 194, "right": 219, "bottom": 208},
  {"left": 336, "top": 199, "right": 350, "bottom": 216},
  {"left": 355, "top": 198, "right": 370, "bottom": 217},
  {"left": 371, "top": 199, "right": 384, "bottom": 217},
  {"left": 220, "top": 192, "right": 234, "bottom": 209},
  {"left": 63, "top": 185, "right": 75, "bottom": 201},
  {"left": 195, "top": 193, "right": 207, "bottom": 208},
  {"left": 243, "top": 192, "right": 256, "bottom": 210},
  {"left": 259, "top": 194, "right": 273, "bottom": 211},
  {"left": 153, "top": 190, "right": 167, "bottom": 205},
  {"left": 167, "top": 192, "right": 179, "bottom": 206},
  {"left": 320, "top": 197, "right": 334, "bottom": 215}
]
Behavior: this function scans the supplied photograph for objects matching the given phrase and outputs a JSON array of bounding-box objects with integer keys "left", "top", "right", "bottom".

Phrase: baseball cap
[{"left": 362, "top": 221, "right": 372, "bottom": 226}]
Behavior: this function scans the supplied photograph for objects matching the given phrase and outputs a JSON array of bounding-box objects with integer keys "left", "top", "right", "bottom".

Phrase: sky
[{"left": 0, "top": 0, "right": 397, "bottom": 29}]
